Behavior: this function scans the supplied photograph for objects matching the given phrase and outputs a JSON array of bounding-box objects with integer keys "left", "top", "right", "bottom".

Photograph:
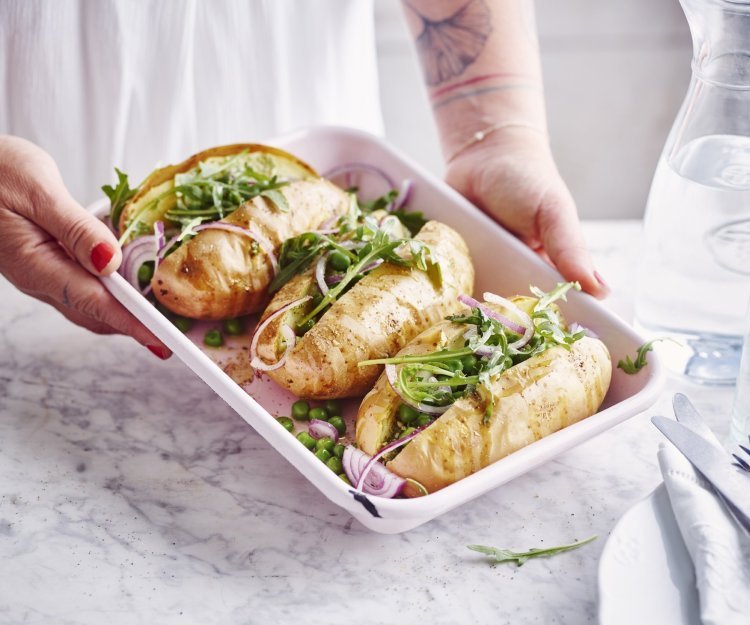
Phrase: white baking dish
[{"left": 95, "top": 125, "right": 664, "bottom": 534}]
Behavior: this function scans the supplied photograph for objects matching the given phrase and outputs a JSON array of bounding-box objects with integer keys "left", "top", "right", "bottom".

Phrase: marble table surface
[{"left": 0, "top": 220, "right": 736, "bottom": 625}]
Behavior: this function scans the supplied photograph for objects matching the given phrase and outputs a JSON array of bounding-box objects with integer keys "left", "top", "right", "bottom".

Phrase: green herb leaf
[
  {"left": 617, "top": 337, "right": 672, "bottom": 374},
  {"left": 467, "top": 535, "right": 597, "bottom": 567},
  {"left": 270, "top": 232, "right": 327, "bottom": 293},
  {"left": 390, "top": 208, "right": 427, "bottom": 237},
  {"left": 102, "top": 168, "right": 137, "bottom": 234}
]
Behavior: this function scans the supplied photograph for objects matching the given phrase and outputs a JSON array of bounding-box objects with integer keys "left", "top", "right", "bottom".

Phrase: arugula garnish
[
  {"left": 390, "top": 208, "right": 427, "bottom": 237},
  {"left": 359, "top": 282, "right": 584, "bottom": 429},
  {"left": 118, "top": 153, "right": 290, "bottom": 244},
  {"left": 102, "top": 168, "right": 137, "bottom": 234},
  {"left": 468, "top": 535, "right": 597, "bottom": 566},
  {"left": 296, "top": 227, "right": 440, "bottom": 329},
  {"left": 270, "top": 233, "right": 327, "bottom": 294},
  {"left": 617, "top": 338, "right": 671, "bottom": 374}
]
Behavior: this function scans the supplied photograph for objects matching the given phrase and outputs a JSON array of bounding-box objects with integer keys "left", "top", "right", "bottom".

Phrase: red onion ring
[
  {"left": 389, "top": 178, "right": 413, "bottom": 212},
  {"left": 120, "top": 235, "right": 159, "bottom": 292},
  {"left": 315, "top": 253, "right": 330, "bottom": 295},
  {"left": 308, "top": 419, "right": 339, "bottom": 440},
  {"left": 458, "top": 294, "right": 526, "bottom": 336},
  {"left": 384, "top": 364, "right": 450, "bottom": 416},
  {"left": 342, "top": 446, "right": 406, "bottom": 498},
  {"left": 482, "top": 292, "right": 534, "bottom": 349},
  {"left": 323, "top": 162, "right": 396, "bottom": 192},
  {"left": 250, "top": 298, "right": 311, "bottom": 371},
  {"left": 349, "top": 422, "right": 429, "bottom": 494}
]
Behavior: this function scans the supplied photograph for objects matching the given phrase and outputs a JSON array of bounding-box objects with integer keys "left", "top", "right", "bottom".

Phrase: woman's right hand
[{"left": 0, "top": 135, "right": 171, "bottom": 359}]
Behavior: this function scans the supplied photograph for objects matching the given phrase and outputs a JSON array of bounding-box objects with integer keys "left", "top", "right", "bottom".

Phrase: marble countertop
[{"left": 0, "top": 220, "right": 735, "bottom": 625}]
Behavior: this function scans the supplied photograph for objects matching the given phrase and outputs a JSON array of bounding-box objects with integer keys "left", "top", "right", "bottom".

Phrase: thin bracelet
[{"left": 446, "top": 122, "right": 548, "bottom": 164}]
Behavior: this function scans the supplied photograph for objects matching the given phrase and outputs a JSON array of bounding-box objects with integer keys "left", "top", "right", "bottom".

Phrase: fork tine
[
  {"left": 732, "top": 452, "right": 750, "bottom": 472},
  {"left": 740, "top": 444, "right": 750, "bottom": 457}
]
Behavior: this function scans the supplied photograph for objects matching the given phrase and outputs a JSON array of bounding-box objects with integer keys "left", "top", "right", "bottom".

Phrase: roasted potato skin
[
  {"left": 255, "top": 220, "right": 475, "bottom": 399},
  {"left": 357, "top": 335, "right": 611, "bottom": 496},
  {"left": 151, "top": 179, "right": 351, "bottom": 319}
]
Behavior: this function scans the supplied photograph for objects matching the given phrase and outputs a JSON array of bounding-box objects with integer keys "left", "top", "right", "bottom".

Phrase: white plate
[
  {"left": 598, "top": 484, "right": 700, "bottom": 625},
  {"left": 95, "top": 125, "right": 665, "bottom": 533}
]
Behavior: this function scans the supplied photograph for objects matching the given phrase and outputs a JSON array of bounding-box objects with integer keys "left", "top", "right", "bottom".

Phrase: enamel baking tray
[{"left": 95, "top": 125, "right": 664, "bottom": 534}]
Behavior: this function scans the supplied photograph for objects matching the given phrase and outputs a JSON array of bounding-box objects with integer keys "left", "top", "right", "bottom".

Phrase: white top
[{"left": 0, "top": 0, "right": 382, "bottom": 204}]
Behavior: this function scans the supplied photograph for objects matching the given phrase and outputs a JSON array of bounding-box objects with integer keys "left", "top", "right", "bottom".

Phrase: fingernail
[
  {"left": 594, "top": 270, "right": 608, "bottom": 288},
  {"left": 147, "top": 345, "right": 171, "bottom": 360},
  {"left": 91, "top": 242, "right": 115, "bottom": 273}
]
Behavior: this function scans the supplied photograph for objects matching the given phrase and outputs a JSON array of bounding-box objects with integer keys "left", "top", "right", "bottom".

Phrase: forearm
[{"left": 402, "top": 0, "right": 547, "bottom": 161}]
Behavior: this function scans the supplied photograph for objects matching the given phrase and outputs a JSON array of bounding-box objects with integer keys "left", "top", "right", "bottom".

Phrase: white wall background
[{"left": 374, "top": 0, "right": 693, "bottom": 219}]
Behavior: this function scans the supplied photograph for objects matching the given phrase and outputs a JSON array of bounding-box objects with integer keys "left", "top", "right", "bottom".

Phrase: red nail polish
[
  {"left": 147, "top": 345, "right": 171, "bottom": 360},
  {"left": 594, "top": 270, "right": 608, "bottom": 288},
  {"left": 91, "top": 242, "right": 115, "bottom": 273}
]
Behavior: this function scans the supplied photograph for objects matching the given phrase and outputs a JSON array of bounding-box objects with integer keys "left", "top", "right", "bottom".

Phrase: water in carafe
[{"left": 634, "top": 0, "right": 750, "bottom": 384}]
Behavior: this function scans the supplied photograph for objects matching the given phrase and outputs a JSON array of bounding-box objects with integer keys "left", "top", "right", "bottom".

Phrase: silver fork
[{"left": 732, "top": 435, "right": 750, "bottom": 473}]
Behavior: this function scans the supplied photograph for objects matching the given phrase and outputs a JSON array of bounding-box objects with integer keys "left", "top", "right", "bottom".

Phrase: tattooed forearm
[
  {"left": 406, "top": 0, "right": 493, "bottom": 86},
  {"left": 432, "top": 81, "right": 540, "bottom": 110}
]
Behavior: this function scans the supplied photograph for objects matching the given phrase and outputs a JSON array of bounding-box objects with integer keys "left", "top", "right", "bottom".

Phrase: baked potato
[
  {"left": 354, "top": 288, "right": 612, "bottom": 496},
  {"left": 151, "top": 178, "right": 350, "bottom": 319},
  {"left": 253, "top": 220, "right": 475, "bottom": 399},
  {"left": 108, "top": 144, "right": 351, "bottom": 319}
]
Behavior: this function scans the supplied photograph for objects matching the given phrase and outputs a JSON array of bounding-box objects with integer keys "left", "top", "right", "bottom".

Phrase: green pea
[
  {"left": 398, "top": 404, "right": 420, "bottom": 425},
  {"left": 338, "top": 473, "right": 351, "bottom": 485},
  {"left": 328, "top": 416, "right": 346, "bottom": 436},
  {"left": 296, "top": 431, "right": 316, "bottom": 450},
  {"left": 298, "top": 318, "right": 316, "bottom": 334},
  {"left": 445, "top": 359, "right": 463, "bottom": 372},
  {"left": 276, "top": 417, "right": 294, "bottom": 432},
  {"left": 173, "top": 316, "right": 193, "bottom": 333},
  {"left": 308, "top": 406, "right": 328, "bottom": 421},
  {"left": 323, "top": 399, "right": 341, "bottom": 416},
  {"left": 326, "top": 456, "right": 343, "bottom": 474},
  {"left": 223, "top": 317, "right": 244, "bottom": 336},
  {"left": 315, "top": 448, "right": 332, "bottom": 463},
  {"left": 203, "top": 329, "right": 224, "bottom": 347},
  {"left": 329, "top": 251, "right": 351, "bottom": 272},
  {"left": 416, "top": 414, "right": 432, "bottom": 427},
  {"left": 292, "top": 400, "right": 310, "bottom": 421},
  {"left": 315, "top": 438, "right": 335, "bottom": 453},
  {"left": 333, "top": 443, "right": 345, "bottom": 459},
  {"left": 137, "top": 262, "right": 154, "bottom": 286},
  {"left": 461, "top": 354, "right": 479, "bottom": 372}
]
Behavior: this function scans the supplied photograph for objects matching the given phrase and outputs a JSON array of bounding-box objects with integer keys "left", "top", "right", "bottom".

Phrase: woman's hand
[
  {"left": 0, "top": 135, "right": 171, "bottom": 358},
  {"left": 445, "top": 128, "right": 609, "bottom": 299}
]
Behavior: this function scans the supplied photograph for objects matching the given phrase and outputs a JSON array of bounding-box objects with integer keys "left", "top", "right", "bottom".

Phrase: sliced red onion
[
  {"left": 325, "top": 272, "right": 344, "bottom": 286},
  {"left": 323, "top": 162, "right": 396, "bottom": 192},
  {"left": 250, "top": 299, "right": 311, "bottom": 371},
  {"left": 474, "top": 345, "right": 495, "bottom": 358},
  {"left": 315, "top": 253, "right": 330, "bottom": 295},
  {"left": 349, "top": 423, "right": 429, "bottom": 494},
  {"left": 194, "top": 222, "right": 279, "bottom": 276},
  {"left": 389, "top": 178, "right": 413, "bottom": 212},
  {"left": 361, "top": 258, "right": 384, "bottom": 273},
  {"left": 482, "top": 292, "right": 534, "bottom": 349},
  {"left": 318, "top": 215, "right": 338, "bottom": 230},
  {"left": 308, "top": 419, "right": 339, "bottom": 440},
  {"left": 384, "top": 364, "right": 450, "bottom": 416},
  {"left": 458, "top": 294, "right": 526, "bottom": 336},
  {"left": 342, "top": 446, "right": 406, "bottom": 498},
  {"left": 120, "top": 235, "right": 158, "bottom": 291},
  {"left": 315, "top": 228, "right": 340, "bottom": 235}
]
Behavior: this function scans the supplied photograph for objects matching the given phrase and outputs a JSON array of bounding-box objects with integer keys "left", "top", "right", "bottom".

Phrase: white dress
[{"left": 0, "top": 0, "right": 382, "bottom": 204}]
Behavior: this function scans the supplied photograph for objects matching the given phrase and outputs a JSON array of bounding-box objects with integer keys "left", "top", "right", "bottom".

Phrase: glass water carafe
[{"left": 635, "top": 0, "right": 750, "bottom": 384}]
